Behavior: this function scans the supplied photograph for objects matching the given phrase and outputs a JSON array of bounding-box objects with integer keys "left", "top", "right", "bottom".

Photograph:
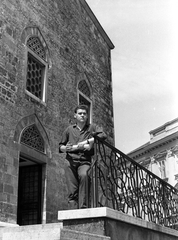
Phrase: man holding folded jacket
[{"left": 59, "top": 104, "right": 106, "bottom": 209}]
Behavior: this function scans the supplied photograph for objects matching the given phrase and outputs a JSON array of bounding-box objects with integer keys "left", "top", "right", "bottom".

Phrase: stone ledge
[
  {"left": 61, "top": 228, "right": 110, "bottom": 240},
  {"left": 58, "top": 207, "right": 178, "bottom": 238},
  {"left": 0, "top": 223, "right": 110, "bottom": 240},
  {"left": 1, "top": 223, "right": 63, "bottom": 231},
  {"left": 0, "top": 222, "right": 19, "bottom": 228}
]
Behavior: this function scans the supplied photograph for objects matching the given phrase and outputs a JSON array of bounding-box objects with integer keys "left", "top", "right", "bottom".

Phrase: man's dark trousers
[{"left": 65, "top": 159, "right": 90, "bottom": 209}]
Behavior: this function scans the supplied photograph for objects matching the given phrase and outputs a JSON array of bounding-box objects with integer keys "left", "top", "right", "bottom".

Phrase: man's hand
[
  {"left": 77, "top": 143, "right": 85, "bottom": 150},
  {"left": 77, "top": 142, "right": 91, "bottom": 151},
  {"left": 66, "top": 142, "right": 73, "bottom": 152}
]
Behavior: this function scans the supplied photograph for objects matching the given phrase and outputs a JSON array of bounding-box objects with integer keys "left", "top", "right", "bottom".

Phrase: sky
[{"left": 86, "top": 0, "right": 178, "bottom": 153}]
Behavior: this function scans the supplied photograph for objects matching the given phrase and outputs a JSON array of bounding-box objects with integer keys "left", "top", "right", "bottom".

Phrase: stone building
[
  {"left": 0, "top": 0, "right": 114, "bottom": 226},
  {"left": 128, "top": 118, "right": 178, "bottom": 187}
]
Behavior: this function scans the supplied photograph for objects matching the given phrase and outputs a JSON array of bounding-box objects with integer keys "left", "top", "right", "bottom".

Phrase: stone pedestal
[{"left": 58, "top": 207, "right": 178, "bottom": 240}]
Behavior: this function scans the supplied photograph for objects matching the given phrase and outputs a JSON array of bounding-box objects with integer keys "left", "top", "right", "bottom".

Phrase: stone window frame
[
  {"left": 20, "top": 124, "right": 45, "bottom": 154},
  {"left": 77, "top": 79, "right": 93, "bottom": 123},
  {"left": 21, "top": 27, "right": 51, "bottom": 105},
  {"left": 25, "top": 36, "right": 48, "bottom": 104},
  {"left": 14, "top": 114, "right": 51, "bottom": 163}
]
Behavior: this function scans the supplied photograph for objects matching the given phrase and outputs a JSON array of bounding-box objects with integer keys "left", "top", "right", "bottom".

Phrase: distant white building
[{"left": 128, "top": 118, "right": 178, "bottom": 187}]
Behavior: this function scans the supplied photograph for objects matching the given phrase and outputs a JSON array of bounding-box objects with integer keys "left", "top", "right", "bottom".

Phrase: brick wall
[{"left": 0, "top": 0, "right": 114, "bottom": 224}]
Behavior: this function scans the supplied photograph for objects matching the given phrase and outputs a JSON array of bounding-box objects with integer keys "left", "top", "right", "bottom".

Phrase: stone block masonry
[
  {"left": 0, "top": 222, "right": 111, "bottom": 240},
  {"left": 0, "top": 19, "right": 18, "bottom": 105},
  {"left": 0, "top": 0, "right": 115, "bottom": 225},
  {"left": 58, "top": 208, "right": 178, "bottom": 240}
]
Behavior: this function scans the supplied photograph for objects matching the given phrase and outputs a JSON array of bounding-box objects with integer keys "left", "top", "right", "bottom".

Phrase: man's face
[{"left": 74, "top": 109, "right": 88, "bottom": 124}]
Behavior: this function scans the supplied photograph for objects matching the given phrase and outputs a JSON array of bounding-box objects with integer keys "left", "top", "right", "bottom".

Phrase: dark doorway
[{"left": 17, "top": 157, "right": 42, "bottom": 225}]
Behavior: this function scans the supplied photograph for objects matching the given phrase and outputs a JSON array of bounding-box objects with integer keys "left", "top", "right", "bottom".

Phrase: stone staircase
[
  {"left": 0, "top": 222, "right": 110, "bottom": 240},
  {"left": 1, "top": 207, "right": 178, "bottom": 240},
  {"left": 60, "top": 228, "right": 110, "bottom": 240}
]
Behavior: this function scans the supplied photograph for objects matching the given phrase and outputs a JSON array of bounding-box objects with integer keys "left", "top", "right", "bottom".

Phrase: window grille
[
  {"left": 25, "top": 35, "right": 48, "bottom": 102},
  {"left": 21, "top": 125, "right": 45, "bottom": 153},
  {"left": 26, "top": 53, "right": 44, "bottom": 99},
  {"left": 78, "top": 79, "right": 92, "bottom": 123},
  {"left": 79, "top": 94, "right": 90, "bottom": 107},
  {"left": 78, "top": 80, "right": 90, "bottom": 98},
  {"left": 27, "top": 36, "right": 46, "bottom": 60}
]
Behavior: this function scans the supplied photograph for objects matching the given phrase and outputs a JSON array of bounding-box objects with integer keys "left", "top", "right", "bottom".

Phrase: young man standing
[{"left": 59, "top": 105, "right": 106, "bottom": 209}]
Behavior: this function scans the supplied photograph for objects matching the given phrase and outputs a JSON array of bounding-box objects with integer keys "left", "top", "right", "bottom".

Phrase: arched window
[
  {"left": 20, "top": 124, "right": 45, "bottom": 153},
  {"left": 78, "top": 79, "right": 92, "bottom": 123},
  {"left": 27, "top": 36, "right": 46, "bottom": 60},
  {"left": 78, "top": 80, "right": 90, "bottom": 98},
  {"left": 26, "top": 36, "right": 48, "bottom": 103},
  {"left": 21, "top": 26, "right": 50, "bottom": 104}
]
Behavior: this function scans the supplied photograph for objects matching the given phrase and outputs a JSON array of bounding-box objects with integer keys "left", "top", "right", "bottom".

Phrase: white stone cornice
[
  {"left": 167, "top": 149, "right": 173, "bottom": 157},
  {"left": 150, "top": 156, "right": 155, "bottom": 163}
]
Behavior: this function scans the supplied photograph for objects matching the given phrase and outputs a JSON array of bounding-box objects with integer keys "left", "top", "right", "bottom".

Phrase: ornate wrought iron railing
[{"left": 86, "top": 136, "right": 178, "bottom": 229}]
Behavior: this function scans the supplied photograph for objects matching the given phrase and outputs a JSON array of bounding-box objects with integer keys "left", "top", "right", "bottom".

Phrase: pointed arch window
[
  {"left": 26, "top": 36, "right": 48, "bottom": 103},
  {"left": 78, "top": 80, "right": 90, "bottom": 98},
  {"left": 20, "top": 124, "right": 45, "bottom": 153},
  {"left": 78, "top": 80, "right": 92, "bottom": 123},
  {"left": 27, "top": 36, "right": 46, "bottom": 60}
]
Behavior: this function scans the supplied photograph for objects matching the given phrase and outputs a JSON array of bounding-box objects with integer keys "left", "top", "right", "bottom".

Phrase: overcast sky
[{"left": 86, "top": 0, "right": 178, "bottom": 153}]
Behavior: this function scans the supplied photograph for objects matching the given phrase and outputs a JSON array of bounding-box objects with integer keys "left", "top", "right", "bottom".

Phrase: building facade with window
[
  {"left": 128, "top": 118, "right": 178, "bottom": 187},
  {"left": 0, "top": 0, "right": 115, "bottom": 225}
]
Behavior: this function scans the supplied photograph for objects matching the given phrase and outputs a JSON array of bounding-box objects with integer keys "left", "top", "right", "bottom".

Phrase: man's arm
[
  {"left": 59, "top": 138, "right": 94, "bottom": 153},
  {"left": 92, "top": 125, "right": 107, "bottom": 140},
  {"left": 59, "top": 128, "right": 70, "bottom": 153},
  {"left": 59, "top": 142, "right": 73, "bottom": 153},
  {"left": 77, "top": 137, "right": 94, "bottom": 151}
]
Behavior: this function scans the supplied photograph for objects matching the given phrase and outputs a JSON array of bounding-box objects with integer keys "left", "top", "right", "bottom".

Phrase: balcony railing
[{"left": 86, "top": 136, "right": 178, "bottom": 229}]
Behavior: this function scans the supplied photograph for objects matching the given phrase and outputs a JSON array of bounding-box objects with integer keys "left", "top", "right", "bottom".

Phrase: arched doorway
[
  {"left": 17, "top": 157, "right": 43, "bottom": 225},
  {"left": 14, "top": 114, "right": 50, "bottom": 225}
]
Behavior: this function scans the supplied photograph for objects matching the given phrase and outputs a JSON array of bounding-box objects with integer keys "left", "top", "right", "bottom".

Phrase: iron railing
[{"left": 86, "top": 136, "right": 178, "bottom": 229}]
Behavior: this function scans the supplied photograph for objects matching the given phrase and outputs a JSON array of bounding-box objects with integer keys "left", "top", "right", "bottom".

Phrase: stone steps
[
  {"left": 61, "top": 228, "right": 110, "bottom": 240},
  {"left": 0, "top": 223, "right": 62, "bottom": 240},
  {"left": 0, "top": 223, "right": 110, "bottom": 240}
]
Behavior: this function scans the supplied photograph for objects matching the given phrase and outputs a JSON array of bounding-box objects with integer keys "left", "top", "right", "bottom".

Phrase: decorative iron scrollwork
[
  {"left": 21, "top": 124, "right": 45, "bottom": 153},
  {"left": 87, "top": 136, "right": 178, "bottom": 229}
]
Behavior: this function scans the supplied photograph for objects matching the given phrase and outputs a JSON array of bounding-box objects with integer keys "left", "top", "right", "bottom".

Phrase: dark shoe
[
  {"left": 81, "top": 206, "right": 87, "bottom": 209},
  {"left": 68, "top": 200, "right": 78, "bottom": 209}
]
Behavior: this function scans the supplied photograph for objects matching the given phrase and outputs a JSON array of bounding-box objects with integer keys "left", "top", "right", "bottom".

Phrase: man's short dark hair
[{"left": 74, "top": 105, "right": 89, "bottom": 114}]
